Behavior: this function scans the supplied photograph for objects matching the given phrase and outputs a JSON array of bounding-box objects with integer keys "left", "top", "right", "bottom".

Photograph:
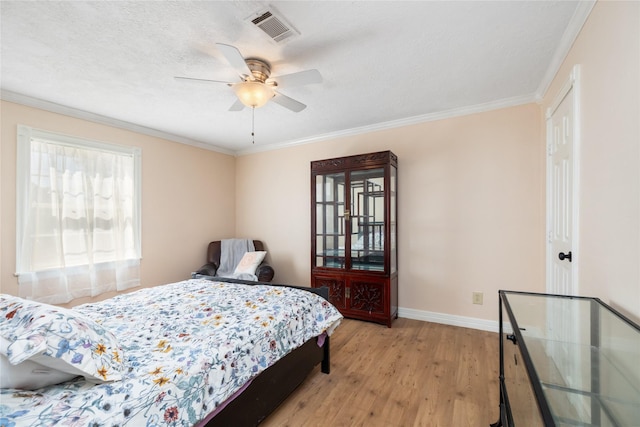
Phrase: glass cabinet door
[
  {"left": 315, "top": 168, "right": 389, "bottom": 272},
  {"left": 349, "top": 168, "right": 385, "bottom": 271},
  {"left": 315, "top": 172, "right": 346, "bottom": 268},
  {"left": 390, "top": 164, "right": 397, "bottom": 274}
]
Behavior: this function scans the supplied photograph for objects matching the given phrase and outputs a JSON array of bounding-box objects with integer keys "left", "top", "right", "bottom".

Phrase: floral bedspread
[{"left": 0, "top": 279, "right": 342, "bottom": 426}]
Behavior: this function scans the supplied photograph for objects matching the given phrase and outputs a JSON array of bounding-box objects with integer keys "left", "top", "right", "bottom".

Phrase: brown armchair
[{"left": 194, "top": 240, "right": 275, "bottom": 282}]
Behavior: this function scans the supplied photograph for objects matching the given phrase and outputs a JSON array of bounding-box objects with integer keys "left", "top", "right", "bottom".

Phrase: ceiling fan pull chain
[{"left": 251, "top": 106, "right": 255, "bottom": 144}]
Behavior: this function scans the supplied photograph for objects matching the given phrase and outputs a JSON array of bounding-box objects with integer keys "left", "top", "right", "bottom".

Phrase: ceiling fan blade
[
  {"left": 272, "top": 92, "right": 307, "bottom": 112},
  {"left": 271, "top": 69, "right": 322, "bottom": 87},
  {"left": 229, "top": 98, "right": 245, "bottom": 111},
  {"left": 174, "top": 76, "right": 232, "bottom": 85},
  {"left": 216, "top": 43, "right": 252, "bottom": 79}
]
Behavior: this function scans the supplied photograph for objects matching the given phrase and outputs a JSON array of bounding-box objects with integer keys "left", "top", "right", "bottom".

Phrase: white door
[
  {"left": 545, "top": 67, "right": 585, "bottom": 418},
  {"left": 546, "top": 66, "right": 579, "bottom": 296},
  {"left": 548, "top": 89, "right": 574, "bottom": 294}
]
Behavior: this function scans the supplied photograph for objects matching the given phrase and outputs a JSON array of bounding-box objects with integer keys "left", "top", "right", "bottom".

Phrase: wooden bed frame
[{"left": 193, "top": 275, "right": 332, "bottom": 426}]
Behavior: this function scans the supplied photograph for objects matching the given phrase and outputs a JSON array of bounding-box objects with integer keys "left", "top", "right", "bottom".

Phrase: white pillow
[
  {"left": 234, "top": 251, "right": 267, "bottom": 275},
  {"left": 0, "top": 294, "right": 125, "bottom": 387},
  {"left": 0, "top": 351, "right": 77, "bottom": 389}
]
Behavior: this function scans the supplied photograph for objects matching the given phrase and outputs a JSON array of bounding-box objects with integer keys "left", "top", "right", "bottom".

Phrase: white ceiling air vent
[{"left": 247, "top": 9, "right": 299, "bottom": 43}]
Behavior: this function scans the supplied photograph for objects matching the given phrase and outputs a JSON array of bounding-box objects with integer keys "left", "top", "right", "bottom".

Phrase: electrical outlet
[{"left": 472, "top": 292, "right": 483, "bottom": 305}]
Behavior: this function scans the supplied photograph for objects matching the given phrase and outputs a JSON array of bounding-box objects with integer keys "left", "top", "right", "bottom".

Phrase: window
[{"left": 16, "top": 125, "right": 141, "bottom": 303}]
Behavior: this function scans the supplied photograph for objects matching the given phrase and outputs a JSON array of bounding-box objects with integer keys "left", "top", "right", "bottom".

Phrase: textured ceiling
[{"left": 1, "top": 1, "right": 590, "bottom": 154}]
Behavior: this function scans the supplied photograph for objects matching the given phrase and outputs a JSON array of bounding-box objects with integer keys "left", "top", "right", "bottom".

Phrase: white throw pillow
[{"left": 234, "top": 251, "right": 267, "bottom": 275}]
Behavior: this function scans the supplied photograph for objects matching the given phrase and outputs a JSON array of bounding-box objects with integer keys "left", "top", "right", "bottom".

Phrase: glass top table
[{"left": 500, "top": 291, "right": 640, "bottom": 426}]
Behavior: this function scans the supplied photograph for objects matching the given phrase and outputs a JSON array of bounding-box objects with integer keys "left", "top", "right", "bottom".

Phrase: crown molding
[
  {"left": 536, "top": 0, "right": 596, "bottom": 99},
  {"left": 3, "top": 89, "right": 537, "bottom": 158},
  {"left": 0, "top": 90, "right": 235, "bottom": 156},
  {"left": 237, "top": 92, "right": 537, "bottom": 155}
]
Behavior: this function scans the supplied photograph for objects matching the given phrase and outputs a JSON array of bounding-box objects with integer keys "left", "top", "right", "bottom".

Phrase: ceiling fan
[{"left": 175, "top": 43, "right": 322, "bottom": 113}]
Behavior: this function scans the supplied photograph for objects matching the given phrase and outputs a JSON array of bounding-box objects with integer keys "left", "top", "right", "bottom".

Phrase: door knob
[{"left": 558, "top": 251, "right": 572, "bottom": 262}]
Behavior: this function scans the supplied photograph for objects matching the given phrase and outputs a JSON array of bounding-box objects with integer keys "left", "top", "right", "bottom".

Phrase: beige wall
[
  {"left": 237, "top": 103, "right": 545, "bottom": 321},
  {"left": 0, "top": 101, "right": 236, "bottom": 304},
  {"left": 540, "top": 0, "right": 640, "bottom": 321}
]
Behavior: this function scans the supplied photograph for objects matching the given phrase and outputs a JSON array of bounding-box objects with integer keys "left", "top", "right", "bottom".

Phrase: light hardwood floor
[{"left": 261, "top": 318, "right": 500, "bottom": 427}]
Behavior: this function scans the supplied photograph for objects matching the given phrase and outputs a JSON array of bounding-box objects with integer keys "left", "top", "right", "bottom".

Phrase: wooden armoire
[{"left": 311, "top": 151, "right": 398, "bottom": 327}]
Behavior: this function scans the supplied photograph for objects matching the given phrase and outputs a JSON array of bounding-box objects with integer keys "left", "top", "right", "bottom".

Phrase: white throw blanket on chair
[{"left": 216, "top": 239, "right": 257, "bottom": 281}]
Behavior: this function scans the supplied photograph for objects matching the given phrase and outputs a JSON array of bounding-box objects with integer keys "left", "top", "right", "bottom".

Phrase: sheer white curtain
[{"left": 16, "top": 126, "right": 141, "bottom": 304}]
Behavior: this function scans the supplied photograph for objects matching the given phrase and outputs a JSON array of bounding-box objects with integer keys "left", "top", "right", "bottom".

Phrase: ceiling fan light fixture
[{"left": 233, "top": 81, "right": 274, "bottom": 108}]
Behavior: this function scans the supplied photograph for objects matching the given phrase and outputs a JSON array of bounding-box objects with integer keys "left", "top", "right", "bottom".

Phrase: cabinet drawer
[
  {"left": 312, "top": 275, "right": 347, "bottom": 310},
  {"left": 349, "top": 279, "right": 386, "bottom": 316}
]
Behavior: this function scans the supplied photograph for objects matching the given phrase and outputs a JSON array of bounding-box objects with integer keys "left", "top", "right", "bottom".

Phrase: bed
[{"left": 0, "top": 276, "right": 343, "bottom": 426}]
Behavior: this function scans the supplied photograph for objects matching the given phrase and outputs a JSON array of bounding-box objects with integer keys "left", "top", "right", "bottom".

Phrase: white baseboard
[{"left": 398, "top": 307, "right": 499, "bottom": 333}]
